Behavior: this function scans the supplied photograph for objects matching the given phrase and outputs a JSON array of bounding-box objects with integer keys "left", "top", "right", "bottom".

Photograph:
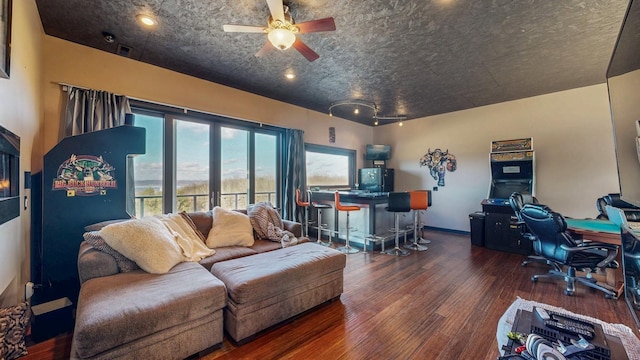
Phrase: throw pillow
[
  {"left": 0, "top": 302, "right": 30, "bottom": 360},
  {"left": 206, "top": 206, "right": 255, "bottom": 248},
  {"left": 100, "top": 217, "right": 184, "bottom": 274},
  {"left": 156, "top": 213, "right": 215, "bottom": 261},
  {"left": 83, "top": 218, "right": 131, "bottom": 232},
  {"left": 83, "top": 231, "right": 140, "bottom": 272}
]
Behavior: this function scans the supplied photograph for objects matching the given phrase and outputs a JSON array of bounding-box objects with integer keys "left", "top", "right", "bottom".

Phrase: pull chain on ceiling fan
[{"left": 223, "top": 0, "right": 336, "bottom": 62}]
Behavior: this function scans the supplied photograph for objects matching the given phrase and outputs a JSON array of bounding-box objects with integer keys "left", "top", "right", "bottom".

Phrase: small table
[
  {"left": 565, "top": 218, "right": 621, "bottom": 245},
  {"left": 565, "top": 218, "right": 623, "bottom": 295}
]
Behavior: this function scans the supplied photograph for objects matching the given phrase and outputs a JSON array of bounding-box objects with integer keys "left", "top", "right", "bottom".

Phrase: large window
[
  {"left": 131, "top": 103, "right": 282, "bottom": 217},
  {"left": 305, "top": 144, "right": 356, "bottom": 189}
]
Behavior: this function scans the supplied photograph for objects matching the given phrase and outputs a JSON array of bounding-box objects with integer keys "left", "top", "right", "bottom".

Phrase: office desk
[
  {"left": 565, "top": 218, "right": 623, "bottom": 296},
  {"left": 565, "top": 218, "right": 621, "bottom": 245}
]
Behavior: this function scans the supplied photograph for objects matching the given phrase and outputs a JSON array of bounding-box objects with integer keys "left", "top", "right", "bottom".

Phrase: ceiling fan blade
[
  {"left": 255, "top": 41, "right": 273, "bottom": 58},
  {"left": 266, "top": 0, "right": 285, "bottom": 22},
  {"left": 223, "top": 24, "right": 266, "bottom": 33},
  {"left": 296, "top": 17, "right": 336, "bottom": 33},
  {"left": 293, "top": 38, "right": 319, "bottom": 62}
]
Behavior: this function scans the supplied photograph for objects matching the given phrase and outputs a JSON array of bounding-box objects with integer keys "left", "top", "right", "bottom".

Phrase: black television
[
  {"left": 607, "top": 0, "right": 640, "bottom": 208},
  {"left": 365, "top": 144, "right": 391, "bottom": 160}
]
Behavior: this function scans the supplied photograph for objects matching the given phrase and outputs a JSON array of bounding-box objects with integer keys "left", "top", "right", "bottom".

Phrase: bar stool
[
  {"left": 295, "top": 189, "right": 310, "bottom": 237},
  {"left": 404, "top": 190, "right": 430, "bottom": 251},
  {"left": 310, "top": 191, "right": 332, "bottom": 247},
  {"left": 385, "top": 192, "right": 411, "bottom": 256},
  {"left": 415, "top": 190, "right": 433, "bottom": 245},
  {"left": 334, "top": 191, "right": 360, "bottom": 254}
]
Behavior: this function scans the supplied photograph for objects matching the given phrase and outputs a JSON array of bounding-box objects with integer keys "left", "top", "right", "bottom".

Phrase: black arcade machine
[
  {"left": 30, "top": 124, "right": 145, "bottom": 341},
  {"left": 473, "top": 138, "right": 535, "bottom": 254}
]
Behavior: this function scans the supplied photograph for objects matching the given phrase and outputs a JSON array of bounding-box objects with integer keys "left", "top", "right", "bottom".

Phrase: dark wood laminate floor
[{"left": 24, "top": 230, "right": 639, "bottom": 360}]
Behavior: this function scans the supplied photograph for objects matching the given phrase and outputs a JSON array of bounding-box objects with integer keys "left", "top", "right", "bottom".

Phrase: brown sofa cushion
[
  {"left": 185, "top": 211, "right": 213, "bottom": 238},
  {"left": 73, "top": 262, "right": 226, "bottom": 358},
  {"left": 210, "top": 243, "right": 346, "bottom": 305},
  {"left": 198, "top": 247, "right": 257, "bottom": 271}
]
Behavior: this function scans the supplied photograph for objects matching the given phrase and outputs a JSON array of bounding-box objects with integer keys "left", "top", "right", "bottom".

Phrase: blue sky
[{"left": 133, "top": 114, "right": 276, "bottom": 182}]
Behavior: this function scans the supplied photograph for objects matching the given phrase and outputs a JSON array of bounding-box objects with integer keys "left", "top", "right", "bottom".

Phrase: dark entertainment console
[{"left": 472, "top": 199, "right": 533, "bottom": 255}]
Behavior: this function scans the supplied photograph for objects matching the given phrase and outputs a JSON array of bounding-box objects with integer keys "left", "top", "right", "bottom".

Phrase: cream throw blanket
[
  {"left": 247, "top": 202, "right": 298, "bottom": 248},
  {"left": 157, "top": 213, "right": 215, "bottom": 261}
]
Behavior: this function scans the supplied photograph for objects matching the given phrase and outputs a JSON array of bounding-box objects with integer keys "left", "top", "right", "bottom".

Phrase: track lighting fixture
[{"left": 328, "top": 99, "right": 407, "bottom": 126}]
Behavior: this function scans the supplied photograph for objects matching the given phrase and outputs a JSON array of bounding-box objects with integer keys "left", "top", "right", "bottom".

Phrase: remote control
[
  {"left": 535, "top": 307, "right": 551, "bottom": 321},
  {"left": 544, "top": 320, "right": 594, "bottom": 339}
]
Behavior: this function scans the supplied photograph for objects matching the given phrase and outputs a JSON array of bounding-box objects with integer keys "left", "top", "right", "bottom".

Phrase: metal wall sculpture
[{"left": 420, "top": 148, "right": 457, "bottom": 186}]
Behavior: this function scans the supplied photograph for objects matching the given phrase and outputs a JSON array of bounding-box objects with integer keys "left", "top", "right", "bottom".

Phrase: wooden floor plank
[{"left": 24, "top": 229, "right": 639, "bottom": 360}]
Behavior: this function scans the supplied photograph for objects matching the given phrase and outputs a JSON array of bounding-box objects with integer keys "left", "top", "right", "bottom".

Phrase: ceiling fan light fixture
[{"left": 268, "top": 28, "right": 296, "bottom": 50}]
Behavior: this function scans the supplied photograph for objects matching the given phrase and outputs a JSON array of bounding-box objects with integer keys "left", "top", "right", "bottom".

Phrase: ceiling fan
[{"left": 223, "top": 0, "right": 336, "bottom": 62}]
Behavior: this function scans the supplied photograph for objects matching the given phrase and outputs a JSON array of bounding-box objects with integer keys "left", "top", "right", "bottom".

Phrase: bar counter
[{"left": 309, "top": 191, "right": 413, "bottom": 250}]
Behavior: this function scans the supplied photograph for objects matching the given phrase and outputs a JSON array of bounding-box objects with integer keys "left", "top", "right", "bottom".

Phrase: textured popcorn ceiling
[{"left": 36, "top": 0, "right": 629, "bottom": 126}]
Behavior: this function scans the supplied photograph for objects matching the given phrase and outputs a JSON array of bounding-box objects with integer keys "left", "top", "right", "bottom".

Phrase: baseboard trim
[{"left": 423, "top": 226, "right": 470, "bottom": 236}]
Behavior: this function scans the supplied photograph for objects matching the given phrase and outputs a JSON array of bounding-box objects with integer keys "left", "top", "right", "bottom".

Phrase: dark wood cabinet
[{"left": 482, "top": 200, "right": 533, "bottom": 255}]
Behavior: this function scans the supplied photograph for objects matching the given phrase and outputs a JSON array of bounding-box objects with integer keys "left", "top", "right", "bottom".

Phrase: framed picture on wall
[{"left": 0, "top": 0, "right": 12, "bottom": 79}]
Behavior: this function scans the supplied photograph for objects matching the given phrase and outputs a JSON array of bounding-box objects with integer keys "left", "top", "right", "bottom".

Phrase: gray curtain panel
[
  {"left": 282, "top": 129, "right": 306, "bottom": 222},
  {"left": 62, "top": 86, "right": 132, "bottom": 138},
  {"left": 61, "top": 86, "right": 136, "bottom": 215}
]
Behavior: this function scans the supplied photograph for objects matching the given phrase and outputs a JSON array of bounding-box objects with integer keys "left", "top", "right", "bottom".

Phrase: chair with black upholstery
[
  {"left": 509, "top": 192, "right": 546, "bottom": 267},
  {"left": 520, "top": 203, "right": 619, "bottom": 298},
  {"left": 597, "top": 193, "right": 640, "bottom": 221}
]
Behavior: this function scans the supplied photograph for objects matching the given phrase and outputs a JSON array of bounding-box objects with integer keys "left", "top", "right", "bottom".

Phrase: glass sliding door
[
  {"left": 220, "top": 127, "right": 249, "bottom": 209},
  {"left": 132, "top": 104, "right": 283, "bottom": 214},
  {"left": 175, "top": 119, "right": 211, "bottom": 212},
  {"left": 255, "top": 133, "right": 277, "bottom": 205},
  {"left": 132, "top": 113, "right": 164, "bottom": 217}
]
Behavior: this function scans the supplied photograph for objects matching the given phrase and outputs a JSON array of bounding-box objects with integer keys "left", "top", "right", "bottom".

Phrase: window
[
  {"left": 305, "top": 144, "right": 356, "bottom": 189},
  {"left": 131, "top": 102, "right": 282, "bottom": 216}
]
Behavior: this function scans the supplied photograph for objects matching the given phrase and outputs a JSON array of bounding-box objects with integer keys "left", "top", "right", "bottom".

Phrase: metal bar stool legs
[
  {"left": 334, "top": 191, "right": 360, "bottom": 254},
  {"left": 404, "top": 210, "right": 428, "bottom": 251},
  {"left": 384, "top": 192, "right": 411, "bottom": 256},
  {"left": 385, "top": 212, "right": 410, "bottom": 256},
  {"left": 314, "top": 204, "right": 332, "bottom": 246}
]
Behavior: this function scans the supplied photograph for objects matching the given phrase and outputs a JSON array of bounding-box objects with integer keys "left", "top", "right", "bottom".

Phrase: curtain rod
[{"left": 56, "top": 82, "right": 291, "bottom": 130}]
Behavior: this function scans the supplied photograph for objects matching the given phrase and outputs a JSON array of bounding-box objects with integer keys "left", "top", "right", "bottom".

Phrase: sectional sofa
[{"left": 70, "top": 210, "right": 347, "bottom": 359}]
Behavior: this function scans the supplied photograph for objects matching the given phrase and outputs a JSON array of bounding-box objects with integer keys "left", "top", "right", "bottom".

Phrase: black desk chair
[
  {"left": 509, "top": 192, "right": 548, "bottom": 267},
  {"left": 520, "top": 203, "right": 619, "bottom": 298}
]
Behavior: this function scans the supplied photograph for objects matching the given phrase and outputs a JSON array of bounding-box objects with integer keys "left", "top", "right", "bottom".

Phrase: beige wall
[
  {"left": 0, "top": 0, "right": 43, "bottom": 305},
  {"left": 374, "top": 84, "right": 619, "bottom": 231},
  {"left": 42, "top": 36, "right": 373, "bottom": 170}
]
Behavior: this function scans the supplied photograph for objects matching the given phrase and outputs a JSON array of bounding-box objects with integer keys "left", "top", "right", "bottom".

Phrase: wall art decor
[{"left": 419, "top": 148, "right": 457, "bottom": 186}]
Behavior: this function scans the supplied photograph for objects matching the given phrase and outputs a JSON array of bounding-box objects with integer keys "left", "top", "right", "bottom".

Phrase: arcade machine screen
[{"left": 487, "top": 151, "right": 535, "bottom": 203}]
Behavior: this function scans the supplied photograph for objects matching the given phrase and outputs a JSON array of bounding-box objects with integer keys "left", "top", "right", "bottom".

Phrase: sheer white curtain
[{"left": 61, "top": 86, "right": 131, "bottom": 139}]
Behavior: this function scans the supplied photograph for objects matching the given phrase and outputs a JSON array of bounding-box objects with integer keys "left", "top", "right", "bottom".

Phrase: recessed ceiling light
[
  {"left": 137, "top": 14, "right": 157, "bottom": 27},
  {"left": 285, "top": 73, "right": 295, "bottom": 80}
]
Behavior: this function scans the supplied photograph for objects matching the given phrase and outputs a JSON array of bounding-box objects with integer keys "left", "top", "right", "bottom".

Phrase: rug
[{"left": 496, "top": 297, "right": 640, "bottom": 360}]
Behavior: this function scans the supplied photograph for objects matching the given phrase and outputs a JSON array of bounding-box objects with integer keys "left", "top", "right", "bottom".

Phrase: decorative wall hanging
[
  {"left": 329, "top": 127, "right": 335, "bottom": 143},
  {"left": 52, "top": 154, "right": 117, "bottom": 196},
  {"left": 419, "top": 148, "right": 457, "bottom": 186}
]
